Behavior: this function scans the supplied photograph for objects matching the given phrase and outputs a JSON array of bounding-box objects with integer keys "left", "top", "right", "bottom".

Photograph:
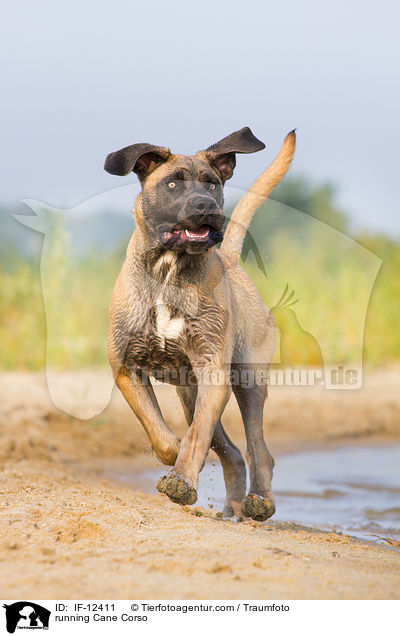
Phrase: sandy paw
[
  {"left": 241, "top": 493, "right": 276, "bottom": 522},
  {"left": 156, "top": 472, "right": 197, "bottom": 505}
]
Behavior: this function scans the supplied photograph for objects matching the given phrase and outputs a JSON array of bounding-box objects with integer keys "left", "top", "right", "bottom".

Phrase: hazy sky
[{"left": 2, "top": 0, "right": 399, "bottom": 236}]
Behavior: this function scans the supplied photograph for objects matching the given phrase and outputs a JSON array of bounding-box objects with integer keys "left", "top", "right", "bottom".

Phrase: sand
[{"left": 0, "top": 367, "right": 399, "bottom": 599}]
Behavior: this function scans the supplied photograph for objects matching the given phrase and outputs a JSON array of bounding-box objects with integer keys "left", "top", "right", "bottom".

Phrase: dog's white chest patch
[
  {"left": 152, "top": 253, "right": 185, "bottom": 347},
  {"left": 155, "top": 296, "right": 185, "bottom": 347}
]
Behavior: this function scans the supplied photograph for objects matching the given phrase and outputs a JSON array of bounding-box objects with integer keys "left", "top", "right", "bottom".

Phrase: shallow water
[{"left": 110, "top": 444, "right": 400, "bottom": 543}]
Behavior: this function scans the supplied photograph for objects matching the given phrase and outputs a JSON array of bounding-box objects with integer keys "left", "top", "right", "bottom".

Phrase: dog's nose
[{"left": 190, "top": 196, "right": 217, "bottom": 214}]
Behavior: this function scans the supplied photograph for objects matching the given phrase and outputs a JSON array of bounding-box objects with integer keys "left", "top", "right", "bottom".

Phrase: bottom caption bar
[{"left": 0, "top": 600, "right": 396, "bottom": 634}]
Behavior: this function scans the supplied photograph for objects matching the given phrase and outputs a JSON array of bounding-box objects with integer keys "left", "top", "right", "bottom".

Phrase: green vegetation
[{"left": 0, "top": 177, "right": 399, "bottom": 369}]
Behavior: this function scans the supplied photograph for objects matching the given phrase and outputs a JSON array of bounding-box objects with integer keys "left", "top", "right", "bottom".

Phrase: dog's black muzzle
[{"left": 158, "top": 198, "right": 225, "bottom": 252}]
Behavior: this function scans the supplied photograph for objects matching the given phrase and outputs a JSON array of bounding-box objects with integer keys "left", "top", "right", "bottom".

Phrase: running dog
[{"left": 104, "top": 127, "right": 295, "bottom": 521}]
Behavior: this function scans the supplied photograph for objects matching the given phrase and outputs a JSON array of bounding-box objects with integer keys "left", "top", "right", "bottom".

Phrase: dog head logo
[{"left": 3, "top": 602, "right": 51, "bottom": 633}]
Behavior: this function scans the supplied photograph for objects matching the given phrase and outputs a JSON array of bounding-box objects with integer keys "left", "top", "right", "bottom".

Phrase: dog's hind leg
[
  {"left": 211, "top": 423, "right": 247, "bottom": 521},
  {"left": 233, "top": 378, "right": 276, "bottom": 521},
  {"left": 175, "top": 385, "right": 246, "bottom": 520},
  {"left": 116, "top": 371, "right": 180, "bottom": 466},
  {"left": 175, "top": 384, "right": 198, "bottom": 428}
]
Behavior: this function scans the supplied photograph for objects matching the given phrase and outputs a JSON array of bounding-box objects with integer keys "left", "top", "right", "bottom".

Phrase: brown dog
[{"left": 104, "top": 127, "right": 295, "bottom": 521}]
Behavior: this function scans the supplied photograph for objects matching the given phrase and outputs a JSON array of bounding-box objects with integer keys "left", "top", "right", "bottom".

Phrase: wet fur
[{"left": 106, "top": 128, "right": 295, "bottom": 521}]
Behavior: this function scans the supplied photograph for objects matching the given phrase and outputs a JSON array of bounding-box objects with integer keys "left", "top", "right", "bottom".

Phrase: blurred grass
[
  {"left": 1, "top": 177, "right": 399, "bottom": 370},
  {"left": 0, "top": 218, "right": 122, "bottom": 370},
  {"left": 242, "top": 234, "right": 400, "bottom": 366}
]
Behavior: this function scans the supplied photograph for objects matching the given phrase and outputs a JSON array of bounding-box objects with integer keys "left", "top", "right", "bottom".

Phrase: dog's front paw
[
  {"left": 156, "top": 472, "right": 197, "bottom": 505},
  {"left": 241, "top": 492, "right": 275, "bottom": 522}
]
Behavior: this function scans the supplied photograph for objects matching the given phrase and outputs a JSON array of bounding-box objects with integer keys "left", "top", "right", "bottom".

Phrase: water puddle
[{"left": 108, "top": 444, "right": 400, "bottom": 543}]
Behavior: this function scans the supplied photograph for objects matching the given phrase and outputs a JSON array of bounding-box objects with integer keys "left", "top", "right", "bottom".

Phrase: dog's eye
[
  {"left": 209, "top": 184, "right": 216, "bottom": 191},
  {"left": 168, "top": 181, "right": 176, "bottom": 189}
]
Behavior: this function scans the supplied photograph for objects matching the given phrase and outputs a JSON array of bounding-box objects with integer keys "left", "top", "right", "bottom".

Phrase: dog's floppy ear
[
  {"left": 203, "top": 127, "right": 265, "bottom": 182},
  {"left": 104, "top": 143, "right": 171, "bottom": 180}
]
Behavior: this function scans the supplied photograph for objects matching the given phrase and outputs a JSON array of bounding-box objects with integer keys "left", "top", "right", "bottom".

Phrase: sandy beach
[{"left": 0, "top": 368, "right": 399, "bottom": 599}]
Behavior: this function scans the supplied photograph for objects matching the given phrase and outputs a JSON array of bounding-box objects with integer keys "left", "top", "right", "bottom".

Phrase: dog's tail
[{"left": 221, "top": 130, "right": 296, "bottom": 263}]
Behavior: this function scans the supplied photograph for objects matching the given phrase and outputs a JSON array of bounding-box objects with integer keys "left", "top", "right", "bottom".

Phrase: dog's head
[{"left": 104, "top": 127, "right": 265, "bottom": 254}]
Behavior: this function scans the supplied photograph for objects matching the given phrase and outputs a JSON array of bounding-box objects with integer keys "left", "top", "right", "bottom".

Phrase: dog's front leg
[
  {"left": 116, "top": 371, "right": 180, "bottom": 466},
  {"left": 157, "top": 371, "right": 231, "bottom": 505}
]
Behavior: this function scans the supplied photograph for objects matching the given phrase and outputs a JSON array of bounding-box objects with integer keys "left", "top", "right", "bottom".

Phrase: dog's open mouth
[
  {"left": 162, "top": 225, "right": 209, "bottom": 244},
  {"left": 159, "top": 224, "right": 223, "bottom": 249}
]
